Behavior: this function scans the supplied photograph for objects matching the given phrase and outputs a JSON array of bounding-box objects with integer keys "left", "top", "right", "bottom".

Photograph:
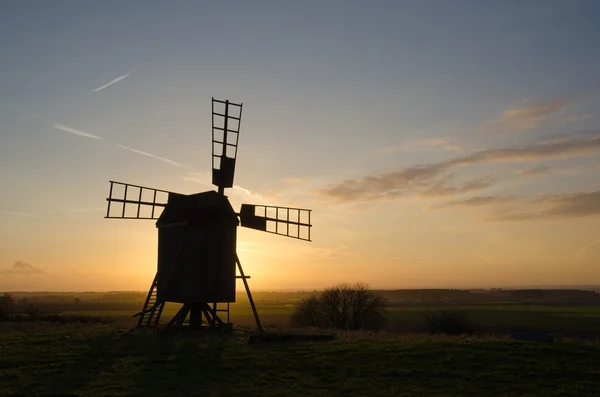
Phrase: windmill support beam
[
  {"left": 236, "top": 253, "right": 263, "bottom": 332},
  {"left": 167, "top": 304, "right": 190, "bottom": 327}
]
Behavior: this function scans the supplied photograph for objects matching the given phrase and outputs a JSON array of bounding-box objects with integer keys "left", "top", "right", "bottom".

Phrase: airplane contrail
[
  {"left": 92, "top": 70, "right": 135, "bottom": 92},
  {"left": 0, "top": 210, "right": 35, "bottom": 216},
  {"left": 53, "top": 123, "right": 103, "bottom": 139},
  {"left": 116, "top": 144, "right": 183, "bottom": 167}
]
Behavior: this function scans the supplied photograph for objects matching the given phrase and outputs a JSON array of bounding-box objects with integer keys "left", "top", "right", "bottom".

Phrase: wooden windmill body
[{"left": 105, "top": 98, "right": 312, "bottom": 330}]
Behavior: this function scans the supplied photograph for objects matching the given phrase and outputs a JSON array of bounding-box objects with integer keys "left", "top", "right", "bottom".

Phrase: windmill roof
[{"left": 156, "top": 190, "right": 238, "bottom": 227}]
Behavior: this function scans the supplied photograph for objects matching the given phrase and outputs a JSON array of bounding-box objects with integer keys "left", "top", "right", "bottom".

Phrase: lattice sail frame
[
  {"left": 239, "top": 204, "right": 312, "bottom": 241},
  {"left": 212, "top": 98, "right": 242, "bottom": 193},
  {"left": 105, "top": 181, "right": 176, "bottom": 219}
]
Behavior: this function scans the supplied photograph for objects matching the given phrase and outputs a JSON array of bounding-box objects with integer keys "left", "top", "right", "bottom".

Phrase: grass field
[
  {"left": 2, "top": 323, "right": 600, "bottom": 396},
  {"left": 60, "top": 302, "right": 600, "bottom": 338}
]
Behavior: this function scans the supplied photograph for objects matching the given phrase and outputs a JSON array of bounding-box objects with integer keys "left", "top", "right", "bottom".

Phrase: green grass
[
  {"left": 2, "top": 324, "right": 600, "bottom": 396},
  {"left": 58, "top": 303, "right": 600, "bottom": 336},
  {"left": 383, "top": 305, "right": 600, "bottom": 335}
]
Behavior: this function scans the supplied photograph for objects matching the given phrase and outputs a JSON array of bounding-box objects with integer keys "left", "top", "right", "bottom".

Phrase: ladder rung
[
  {"left": 213, "top": 126, "right": 240, "bottom": 133},
  {"left": 212, "top": 99, "right": 242, "bottom": 107},
  {"left": 213, "top": 112, "right": 240, "bottom": 121},
  {"left": 212, "top": 140, "right": 238, "bottom": 147}
]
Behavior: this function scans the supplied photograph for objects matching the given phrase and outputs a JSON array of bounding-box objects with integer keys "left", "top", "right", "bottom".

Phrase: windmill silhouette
[{"left": 105, "top": 98, "right": 312, "bottom": 331}]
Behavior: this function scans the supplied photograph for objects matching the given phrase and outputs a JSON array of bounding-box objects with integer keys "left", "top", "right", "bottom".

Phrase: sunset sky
[{"left": 1, "top": 1, "right": 600, "bottom": 292}]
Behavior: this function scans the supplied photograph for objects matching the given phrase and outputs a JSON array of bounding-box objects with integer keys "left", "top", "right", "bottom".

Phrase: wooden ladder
[{"left": 134, "top": 273, "right": 165, "bottom": 328}]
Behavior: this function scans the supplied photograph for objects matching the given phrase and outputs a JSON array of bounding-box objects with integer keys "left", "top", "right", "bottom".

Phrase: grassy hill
[{"left": 1, "top": 324, "right": 600, "bottom": 396}]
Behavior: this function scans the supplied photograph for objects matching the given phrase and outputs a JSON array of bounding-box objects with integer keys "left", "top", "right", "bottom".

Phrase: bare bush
[
  {"left": 24, "top": 304, "right": 42, "bottom": 321},
  {"left": 291, "top": 283, "right": 387, "bottom": 331},
  {"left": 0, "top": 293, "right": 15, "bottom": 321}
]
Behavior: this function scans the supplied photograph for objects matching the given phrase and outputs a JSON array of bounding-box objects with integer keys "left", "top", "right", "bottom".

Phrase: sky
[{"left": 1, "top": 0, "right": 600, "bottom": 292}]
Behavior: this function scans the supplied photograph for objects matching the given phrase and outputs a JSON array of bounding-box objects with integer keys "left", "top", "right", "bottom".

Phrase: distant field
[
  {"left": 60, "top": 302, "right": 600, "bottom": 337},
  {"left": 1, "top": 324, "right": 600, "bottom": 396}
]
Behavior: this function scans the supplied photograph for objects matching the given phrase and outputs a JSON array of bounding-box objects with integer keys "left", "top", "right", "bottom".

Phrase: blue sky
[{"left": 1, "top": 1, "right": 600, "bottom": 291}]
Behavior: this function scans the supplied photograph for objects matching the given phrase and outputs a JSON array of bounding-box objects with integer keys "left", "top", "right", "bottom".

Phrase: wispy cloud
[
  {"left": 433, "top": 195, "right": 517, "bottom": 209},
  {"left": 181, "top": 172, "right": 272, "bottom": 204},
  {"left": 318, "top": 130, "right": 600, "bottom": 202},
  {"left": 482, "top": 190, "right": 600, "bottom": 221},
  {"left": 454, "top": 190, "right": 600, "bottom": 221},
  {"left": 181, "top": 172, "right": 211, "bottom": 186},
  {"left": 431, "top": 189, "right": 600, "bottom": 221},
  {"left": 39, "top": 207, "right": 105, "bottom": 216},
  {"left": 232, "top": 185, "right": 269, "bottom": 203},
  {"left": 1, "top": 260, "right": 45, "bottom": 275},
  {"left": 92, "top": 70, "right": 135, "bottom": 92},
  {"left": 382, "top": 137, "right": 461, "bottom": 154},
  {"left": 117, "top": 144, "right": 183, "bottom": 167},
  {"left": 514, "top": 165, "right": 551, "bottom": 176},
  {"left": 419, "top": 179, "right": 492, "bottom": 198},
  {"left": 53, "top": 123, "right": 103, "bottom": 139},
  {"left": 5, "top": 105, "right": 45, "bottom": 122},
  {"left": 558, "top": 113, "right": 595, "bottom": 126},
  {"left": 492, "top": 99, "right": 568, "bottom": 131}
]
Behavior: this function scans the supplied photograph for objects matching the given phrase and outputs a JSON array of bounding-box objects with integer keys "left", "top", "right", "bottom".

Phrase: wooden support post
[
  {"left": 189, "top": 304, "right": 203, "bottom": 328},
  {"left": 168, "top": 304, "right": 190, "bottom": 327},
  {"left": 235, "top": 253, "right": 263, "bottom": 332}
]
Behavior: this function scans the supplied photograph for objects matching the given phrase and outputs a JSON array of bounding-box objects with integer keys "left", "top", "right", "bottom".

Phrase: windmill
[{"left": 105, "top": 98, "right": 312, "bottom": 331}]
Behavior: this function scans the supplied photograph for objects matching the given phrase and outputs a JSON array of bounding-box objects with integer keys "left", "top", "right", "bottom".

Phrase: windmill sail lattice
[
  {"left": 212, "top": 98, "right": 242, "bottom": 194},
  {"left": 105, "top": 181, "right": 173, "bottom": 220},
  {"left": 240, "top": 204, "right": 312, "bottom": 241}
]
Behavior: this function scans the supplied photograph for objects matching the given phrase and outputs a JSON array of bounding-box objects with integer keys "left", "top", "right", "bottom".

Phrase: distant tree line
[{"left": 0, "top": 292, "right": 111, "bottom": 324}]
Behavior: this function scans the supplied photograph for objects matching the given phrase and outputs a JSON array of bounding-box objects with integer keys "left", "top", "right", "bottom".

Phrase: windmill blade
[
  {"left": 239, "top": 204, "right": 312, "bottom": 241},
  {"left": 105, "top": 181, "right": 179, "bottom": 219},
  {"left": 211, "top": 98, "right": 243, "bottom": 194}
]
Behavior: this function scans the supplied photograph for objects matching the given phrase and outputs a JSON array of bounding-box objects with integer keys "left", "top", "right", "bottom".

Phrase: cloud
[
  {"left": 53, "top": 123, "right": 103, "bottom": 139},
  {"left": 559, "top": 113, "right": 595, "bottom": 126},
  {"left": 434, "top": 195, "right": 517, "bottom": 209},
  {"left": 532, "top": 190, "right": 600, "bottom": 218},
  {"left": 232, "top": 185, "right": 269, "bottom": 203},
  {"left": 514, "top": 165, "right": 551, "bottom": 176},
  {"left": 5, "top": 105, "right": 45, "bottom": 122},
  {"left": 181, "top": 172, "right": 272, "bottom": 204},
  {"left": 181, "top": 172, "right": 211, "bottom": 186},
  {"left": 319, "top": 130, "right": 600, "bottom": 202},
  {"left": 382, "top": 137, "right": 461, "bottom": 154},
  {"left": 433, "top": 190, "right": 600, "bottom": 221},
  {"left": 2, "top": 260, "right": 44, "bottom": 274},
  {"left": 448, "top": 131, "right": 600, "bottom": 166},
  {"left": 117, "top": 144, "right": 183, "bottom": 167},
  {"left": 318, "top": 163, "right": 451, "bottom": 202},
  {"left": 490, "top": 190, "right": 600, "bottom": 221},
  {"left": 92, "top": 70, "right": 135, "bottom": 92},
  {"left": 8, "top": 106, "right": 104, "bottom": 141},
  {"left": 419, "top": 179, "right": 492, "bottom": 198},
  {"left": 493, "top": 99, "right": 568, "bottom": 131}
]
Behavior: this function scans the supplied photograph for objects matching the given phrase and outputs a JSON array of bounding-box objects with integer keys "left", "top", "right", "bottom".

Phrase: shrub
[
  {"left": 24, "top": 304, "right": 42, "bottom": 321},
  {"left": 291, "top": 283, "right": 387, "bottom": 331},
  {"left": 0, "top": 293, "right": 15, "bottom": 321},
  {"left": 424, "top": 310, "right": 475, "bottom": 335},
  {"left": 39, "top": 314, "right": 112, "bottom": 324}
]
